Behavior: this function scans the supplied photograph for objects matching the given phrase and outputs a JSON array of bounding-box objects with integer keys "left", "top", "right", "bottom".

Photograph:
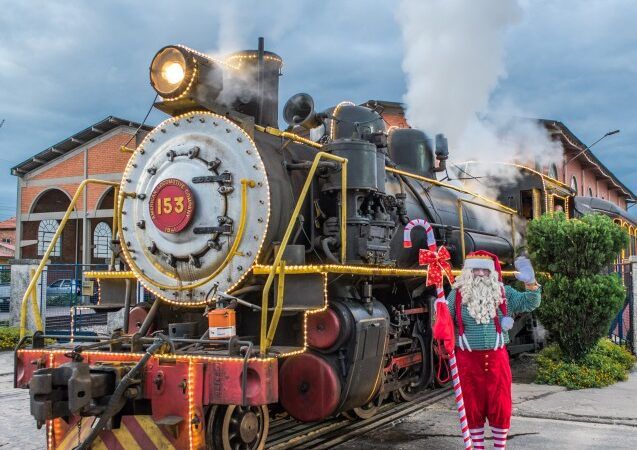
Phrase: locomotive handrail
[
  {"left": 548, "top": 192, "right": 570, "bottom": 215},
  {"left": 18, "top": 269, "right": 44, "bottom": 340},
  {"left": 252, "top": 263, "right": 521, "bottom": 278},
  {"left": 19, "top": 179, "right": 121, "bottom": 339},
  {"left": 254, "top": 124, "right": 323, "bottom": 149},
  {"left": 385, "top": 166, "right": 516, "bottom": 214},
  {"left": 456, "top": 198, "right": 517, "bottom": 262},
  {"left": 116, "top": 178, "right": 255, "bottom": 297},
  {"left": 260, "top": 151, "right": 348, "bottom": 354},
  {"left": 458, "top": 160, "right": 572, "bottom": 190}
]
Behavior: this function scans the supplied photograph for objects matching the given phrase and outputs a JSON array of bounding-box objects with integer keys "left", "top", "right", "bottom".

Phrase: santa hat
[{"left": 463, "top": 250, "right": 503, "bottom": 282}]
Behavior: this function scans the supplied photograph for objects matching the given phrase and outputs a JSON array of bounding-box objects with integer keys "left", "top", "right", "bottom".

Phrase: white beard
[{"left": 453, "top": 269, "right": 504, "bottom": 325}]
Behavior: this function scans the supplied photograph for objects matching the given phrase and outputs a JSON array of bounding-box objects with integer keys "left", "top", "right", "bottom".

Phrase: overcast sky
[{"left": 0, "top": 0, "right": 635, "bottom": 220}]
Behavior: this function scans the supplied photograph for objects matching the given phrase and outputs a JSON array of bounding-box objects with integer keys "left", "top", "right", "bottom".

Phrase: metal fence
[
  {"left": 38, "top": 263, "right": 108, "bottom": 337},
  {"left": 610, "top": 262, "right": 634, "bottom": 351},
  {"left": 0, "top": 265, "right": 10, "bottom": 314}
]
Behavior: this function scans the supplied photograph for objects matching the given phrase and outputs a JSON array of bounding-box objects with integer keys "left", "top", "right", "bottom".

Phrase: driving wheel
[{"left": 206, "top": 404, "right": 269, "bottom": 450}]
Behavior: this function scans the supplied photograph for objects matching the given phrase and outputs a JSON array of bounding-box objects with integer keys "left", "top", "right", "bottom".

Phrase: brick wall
[
  {"left": 562, "top": 157, "right": 628, "bottom": 206},
  {"left": 20, "top": 131, "right": 133, "bottom": 214},
  {"left": 17, "top": 128, "right": 134, "bottom": 263},
  {"left": 87, "top": 134, "right": 133, "bottom": 175},
  {"left": 0, "top": 229, "right": 15, "bottom": 245},
  {"left": 21, "top": 219, "right": 80, "bottom": 263}
]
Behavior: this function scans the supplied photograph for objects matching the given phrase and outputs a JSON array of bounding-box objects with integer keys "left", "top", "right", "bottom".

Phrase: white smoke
[
  {"left": 396, "top": 0, "right": 563, "bottom": 238},
  {"left": 200, "top": 1, "right": 301, "bottom": 112}
]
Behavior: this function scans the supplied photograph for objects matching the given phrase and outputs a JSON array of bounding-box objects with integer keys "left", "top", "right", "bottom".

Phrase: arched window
[
  {"left": 570, "top": 176, "right": 578, "bottom": 194},
  {"left": 93, "top": 222, "right": 112, "bottom": 259},
  {"left": 548, "top": 163, "right": 558, "bottom": 180},
  {"left": 588, "top": 187, "right": 594, "bottom": 197},
  {"left": 38, "top": 219, "right": 61, "bottom": 256}
]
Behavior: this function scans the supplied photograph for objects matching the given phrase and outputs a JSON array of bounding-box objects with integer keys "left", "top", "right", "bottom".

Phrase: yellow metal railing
[
  {"left": 386, "top": 166, "right": 516, "bottom": 215},
  {"left": 548, "top": 193, "right": 570, "bottom": 216},
  {"left": 255, "top": 125, "right": 323, "bottom": 149},
  {"left": 19, "top": 268, "right": 44, "bottom": 338},
  {"left": 253, "top": 263, "right": 520, "bottom": 278},
  {"left": 260, "top": 151, "right": 348, "bottom": 354},
  {"left": 84, "top": 271, "right": 136, "bottom": 279},
  {"left": 19, "top": 179, "right": 120, "bottom": 339},
  {"left": 456, "top": 198, "right": 517, "bottom": 262}
]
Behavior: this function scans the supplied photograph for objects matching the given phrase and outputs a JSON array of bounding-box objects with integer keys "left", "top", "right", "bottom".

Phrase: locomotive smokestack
[{"left": 226, "top": 39, "right": 283, "bottom": 128}]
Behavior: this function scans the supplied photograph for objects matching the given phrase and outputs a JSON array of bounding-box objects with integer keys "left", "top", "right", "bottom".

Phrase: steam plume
[{"left": 396, "top": 0, "right": 563, "bottom": 238}]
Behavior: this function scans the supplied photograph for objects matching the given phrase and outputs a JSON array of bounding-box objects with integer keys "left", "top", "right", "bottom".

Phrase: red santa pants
[{"left": 455, "top": 347, "right": 512, "bottom": 429}]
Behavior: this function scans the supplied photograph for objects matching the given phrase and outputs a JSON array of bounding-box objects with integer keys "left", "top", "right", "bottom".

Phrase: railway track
[{"left": 266, "top": 388, "right": 453, "bottom": 449}]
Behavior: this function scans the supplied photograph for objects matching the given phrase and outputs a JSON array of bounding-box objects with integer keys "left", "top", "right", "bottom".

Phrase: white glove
[{"left": 514, "top": 256, "right": 535, "bottom": 284}]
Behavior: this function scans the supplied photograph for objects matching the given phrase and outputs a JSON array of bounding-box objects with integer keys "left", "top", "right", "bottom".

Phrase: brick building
[
  {"left": 0, "top": 217, "right": 16, "bottom": 263},
  {"left": 542, "top": 121, "right": 635, "bottom": 210},
  {"left": 11, "top": 117, "right": 151, "bottom": 265}
]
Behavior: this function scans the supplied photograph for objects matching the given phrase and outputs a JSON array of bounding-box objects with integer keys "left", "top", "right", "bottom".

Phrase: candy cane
[{"left": 404, "top": 219, "right": 473, "bottom": 450}]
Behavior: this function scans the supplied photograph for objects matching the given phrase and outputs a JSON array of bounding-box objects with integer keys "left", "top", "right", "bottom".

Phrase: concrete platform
[
  {"left": 1, "top": 350, "right": 636, "bottom": 449},
  {"left": 337, "top": 371, "right": 637, "bottom": 449}
]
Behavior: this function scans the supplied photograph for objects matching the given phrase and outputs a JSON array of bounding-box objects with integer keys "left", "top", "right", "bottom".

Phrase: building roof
[
  {"left": 573, "top": 196, "right": 637, "bottom": 227},
  {"left": 0, "top": 242, "right": 15, "bottom": 257},
  {"left": 0, "top": 217, "right": 15, "bottom": 230},
  {"left": 541, "top": 120, "right": 636, "bottom": 202},
  {"left": 0, "top": 242, "right": 15, "bottom": 252},
  {"left": 11, "top": 116, "right": 154, "bottom": 177}
]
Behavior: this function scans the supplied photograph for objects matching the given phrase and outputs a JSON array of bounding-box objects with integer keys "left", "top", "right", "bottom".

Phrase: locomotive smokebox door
[{"left": 119, "top": 112, "right": 271, "bottom": 304}]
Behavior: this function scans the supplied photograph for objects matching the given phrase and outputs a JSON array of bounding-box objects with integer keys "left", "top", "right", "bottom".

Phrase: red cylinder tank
[
  {"left": 307, "top": 308, "right": 341, "bottom": 350},
  {"left": 279, "top": 352, "right": 341, "bottom": 422}
]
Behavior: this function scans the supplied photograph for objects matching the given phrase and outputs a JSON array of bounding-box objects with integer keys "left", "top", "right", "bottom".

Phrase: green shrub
[
  {"left": 536, "top": 338, "right": 635, "bottom": 389},
  {"left": 527, "top": 213, "right": 627, "bottom": 277},
  {"left": 0, "top": 326, "right": 21, "bottom": 350},
  {"left": 47, "top": 293, "right": 78, "bottom": 307},
  {"left": 536, "top": 274, "right": 625, "bottom": 360},
  {"left": 527, "top": 213, "right": 628, "bottom": 360},
  {"left": 0, "top": 327, "right": 56, "bottom": 350}
]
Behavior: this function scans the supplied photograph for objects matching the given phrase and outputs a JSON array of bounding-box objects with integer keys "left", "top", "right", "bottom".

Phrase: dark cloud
[{"left": 0, "top": 0, "right": 634, "bottom": 219}]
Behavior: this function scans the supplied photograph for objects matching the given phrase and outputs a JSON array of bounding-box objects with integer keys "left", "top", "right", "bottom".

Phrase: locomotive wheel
[
  {"left": 351, "top": 395, "right": 383, "bottom": 419},
  {"left": 206, "top": 404, "right": 269, "bottom": 450},
  {"left": 396, "top": 333, "right": 428, "bottom": 401},
  {"left": 397, "top": 383, "right": 421, "bottom": 402}
]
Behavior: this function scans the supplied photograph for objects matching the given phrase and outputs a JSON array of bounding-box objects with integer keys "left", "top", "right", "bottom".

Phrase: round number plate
[{"left": 148, "top": 178, "right": 195, "bottom": 233}]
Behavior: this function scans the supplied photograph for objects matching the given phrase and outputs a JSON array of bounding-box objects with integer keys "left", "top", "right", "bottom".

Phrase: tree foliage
[
  {"left": 527, "top": 213, "right": 627, "bottom": 277},
  {"left": 535, "top": 274, "right": 624, "bottom": 359},
  {"left": 527, "top": 213, "right": 628, "bottom": 361}
]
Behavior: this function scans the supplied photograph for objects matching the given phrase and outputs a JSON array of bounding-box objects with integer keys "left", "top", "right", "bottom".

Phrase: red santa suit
[{"left": 446, "top": 251, "right": 541, "bottom": 449}]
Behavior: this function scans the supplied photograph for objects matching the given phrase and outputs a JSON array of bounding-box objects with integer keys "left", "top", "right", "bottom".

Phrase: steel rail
[{"left": 266, "top": 388, "right": 453, "bottom": 449}]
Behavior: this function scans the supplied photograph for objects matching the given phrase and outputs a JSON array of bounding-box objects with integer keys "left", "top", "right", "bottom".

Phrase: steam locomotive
[{"left": 16, "top": 40, "right": 526, "bottom": 449}]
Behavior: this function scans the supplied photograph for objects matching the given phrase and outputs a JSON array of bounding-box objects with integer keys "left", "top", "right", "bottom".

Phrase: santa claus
[{"left": 446, "top": 251, "right": 541, "bottom": 450}]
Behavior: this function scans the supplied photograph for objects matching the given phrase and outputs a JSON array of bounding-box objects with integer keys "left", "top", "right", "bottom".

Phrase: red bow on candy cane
[{"left": 418, "top": 246, "right": 455, "bottom": 289}]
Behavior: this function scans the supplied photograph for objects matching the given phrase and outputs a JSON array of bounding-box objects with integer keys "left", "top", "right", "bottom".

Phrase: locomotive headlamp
[
  {"left": 162, "top": 61, "right": 185, "bottom": 85},
  {"left": 149, "top": 46, "right": 195, "bottom": 99}
]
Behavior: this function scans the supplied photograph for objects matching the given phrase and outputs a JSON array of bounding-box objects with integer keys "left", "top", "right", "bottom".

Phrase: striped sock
[
  {"left": 491, "top": 426, "right": 509, "bottom": 449},
  {"left": 469, "top": 427, "right": 485, "bottom": 450}
]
